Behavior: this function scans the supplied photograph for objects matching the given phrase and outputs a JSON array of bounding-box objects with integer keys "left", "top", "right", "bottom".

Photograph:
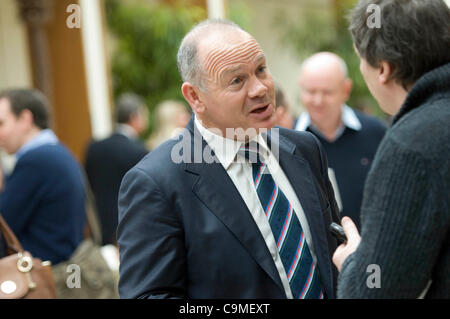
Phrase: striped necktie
[{"left": 239, "top": 141, "right": 324, "bottom": 299}]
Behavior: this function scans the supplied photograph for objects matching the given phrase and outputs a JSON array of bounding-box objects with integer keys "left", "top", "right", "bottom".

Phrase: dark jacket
[
  {"left": 117, "top": 119, "right": 340, "bottom": 299},
  {"left": 85, "top": 133, "right": 148, "bottom": 245},
  {"left": 338, "top": 63, "right": 450, "bottom": 298}
]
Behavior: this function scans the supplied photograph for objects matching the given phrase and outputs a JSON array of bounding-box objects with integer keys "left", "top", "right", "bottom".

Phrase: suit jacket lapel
[
  {"left": 184, "top": 119, "right": 285, "bottom": 295},
  {"left": 268, "top": 130, "right": 334, "bottom": 298}
]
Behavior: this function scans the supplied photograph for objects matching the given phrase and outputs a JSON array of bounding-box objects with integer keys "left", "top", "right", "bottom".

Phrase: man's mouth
[{"left": 250, "top": 104, "right": 269, "bottom": 114}]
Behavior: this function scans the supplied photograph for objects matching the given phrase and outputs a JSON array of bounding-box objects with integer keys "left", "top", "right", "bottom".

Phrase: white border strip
[{"left": 80, "top": 0, "right": 112, "bottom": 139}]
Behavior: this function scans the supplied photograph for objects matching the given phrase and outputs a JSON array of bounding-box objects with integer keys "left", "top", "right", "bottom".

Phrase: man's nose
[
  {"left": 248, "top": 76, "right": 268, "bottom": 98},
  {"left": 312, "top": 93, "right": 324, "bottom": 106}
]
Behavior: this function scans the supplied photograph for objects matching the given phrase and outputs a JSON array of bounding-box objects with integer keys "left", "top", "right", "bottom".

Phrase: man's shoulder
[
  {"left": 274, "top": 127, "right": 325, "bottom": 170},
  {"left": 87, "top": 133, "right": 129, "bottom": 151},
  {"left": 131, "top": 136, "right": 181, "bottom": 173},
  {"left": 276, "top": 126, "right": 319, "bottom": 152},
  {"left": 388, "top": 100, "right": 450, "bottom": 158},
  {"left": 13, "top": 144, "right": 78, "bottom": 179},
  {"left": 20, "top": 143, "right": 71, "bottom": 162},
  {"left": 87, "top": 134, "right": 147, "bottom": 158}
]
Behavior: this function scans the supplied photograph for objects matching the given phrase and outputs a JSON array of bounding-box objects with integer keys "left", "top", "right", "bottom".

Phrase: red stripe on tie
[
  {"left": 299, "top": 262, "right": 315, "bottom": 299},
  {"left": 254, "top": 162, "right": 264, "bottom": 187},
  {"left": 265, "top": 184, "right": 278, "bottom": 217},
  {"left": 277, "top": 204, "right": 292, "bottom": 248},
  {"left": 287, "top": 232, "right": 304, "bottom": 279}
]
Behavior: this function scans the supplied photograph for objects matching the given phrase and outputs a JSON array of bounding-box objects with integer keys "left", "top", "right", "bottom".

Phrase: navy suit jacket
[{"left": 117, "top": 118, "right": 340, "bottom": 299}]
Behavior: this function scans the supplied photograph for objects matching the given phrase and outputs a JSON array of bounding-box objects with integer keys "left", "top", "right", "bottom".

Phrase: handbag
[
  {"left": 51, "top": 238, "right": 119, "bottom": 299},
  {"left": 51, "top": 173, "right": 119, "bottom": 299},
  {"left": 0, "top": 214, "right": 56, "bottom": 299}
]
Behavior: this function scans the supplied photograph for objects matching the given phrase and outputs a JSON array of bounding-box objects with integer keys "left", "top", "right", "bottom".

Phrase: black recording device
[{"left": 329, "top": 222, "right": 347, "bottom": 243}]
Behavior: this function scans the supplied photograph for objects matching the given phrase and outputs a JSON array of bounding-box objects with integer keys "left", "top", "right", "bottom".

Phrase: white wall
[{"left": 0, "top": 0, "right": 33, "bottom": 90}]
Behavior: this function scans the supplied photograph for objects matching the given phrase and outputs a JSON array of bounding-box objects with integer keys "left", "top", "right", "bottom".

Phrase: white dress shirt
[
  {"left": 295, "top": 104, "right": 362, "bottom": 142},
  {"left": 115, "top": 123, "right": 139, "bottom": 139},
  {"left": 194, "top": 116, "right": 318, "bottom": 299}
]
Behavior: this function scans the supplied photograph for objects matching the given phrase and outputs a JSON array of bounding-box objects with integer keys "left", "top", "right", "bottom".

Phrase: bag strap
[
  {"left": 81, "top": 171, "right": 102, "bottom": 246},
  {"left": 0, "top": 214, "right": 24, "bottom": 255}
]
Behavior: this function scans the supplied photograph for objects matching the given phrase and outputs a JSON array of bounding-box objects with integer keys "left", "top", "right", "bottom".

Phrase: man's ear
[
  {"left": 18, "top": 109, "right": 34, "bottom": 127},
  {"left": 181, "top": 82, "right": 205, "bottom": 114},
  {"left": 343, "top": 78, "right": 353, "bottom": 101},
  {"left": 378, "top": 61, "right": 392, "bottom": 85}
]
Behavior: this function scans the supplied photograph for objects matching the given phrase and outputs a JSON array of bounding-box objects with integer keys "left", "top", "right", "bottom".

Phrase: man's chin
[{"left": 256, "top": 114, "right": 277, "bottom": 131}]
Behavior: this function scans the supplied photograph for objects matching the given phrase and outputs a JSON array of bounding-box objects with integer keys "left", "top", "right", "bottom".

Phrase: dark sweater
[
  {"left": 0, "top": 144, "right": 86, "bottom": 265},
  {"left": 337, "top": 63, "right": 450, "bottom": 298},
  {"left": 309, "top": 111, "right": 386, "bottom": 230}
]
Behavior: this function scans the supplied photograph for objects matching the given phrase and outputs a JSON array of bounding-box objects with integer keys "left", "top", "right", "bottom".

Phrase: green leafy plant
[{"left": 105, "top": 0, "right": 206, "bottom": 135}]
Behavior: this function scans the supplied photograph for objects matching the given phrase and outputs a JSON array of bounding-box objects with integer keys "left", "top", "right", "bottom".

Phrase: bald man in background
[{"left": 295, "top": 52, "right": 386, "bottom": 230}]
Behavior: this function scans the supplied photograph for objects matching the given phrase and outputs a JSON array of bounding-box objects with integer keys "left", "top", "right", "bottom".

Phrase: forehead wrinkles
[{"left": 203, "top": 39, "right": 263, "bottom": 83}]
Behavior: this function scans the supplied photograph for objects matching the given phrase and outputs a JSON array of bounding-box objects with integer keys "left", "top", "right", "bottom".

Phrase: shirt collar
[
  {"left": 194, "top": 116, "right": 270, "bottom": 170},
  {"left": 16, "top": 129, "right": 59, "bottom": 159},
  {"left": 341, "top": 105, "right": 362, "bottom": 131},
  {"left": 295, "top": 104, "right": 362, "bottom": 132},
  {"left": 115, "top": 124, "right": 138, "bottom": 139}
]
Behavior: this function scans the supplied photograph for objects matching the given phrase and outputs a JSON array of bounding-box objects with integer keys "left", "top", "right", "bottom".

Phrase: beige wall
[
  {"left": 0, "top": 0, "right": 32, "bottom": 90},
  {"left": 0, "top": 0, "right": 33, "bottom": 174}
]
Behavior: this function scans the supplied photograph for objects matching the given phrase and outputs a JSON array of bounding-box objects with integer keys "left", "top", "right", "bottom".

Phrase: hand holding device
[{"left": 329, "top": 222, "right": 347, "bottom": 244}]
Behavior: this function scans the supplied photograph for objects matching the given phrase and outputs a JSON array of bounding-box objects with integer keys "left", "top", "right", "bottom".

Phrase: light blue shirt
[{"left": 16, "top": 129, "right": 59, "bottom": 160}]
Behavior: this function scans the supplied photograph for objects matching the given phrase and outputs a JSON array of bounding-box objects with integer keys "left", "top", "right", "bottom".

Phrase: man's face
[
  {"left": 0, "top": 98, "right": 26, "bottom": 154},
  {"left": 299, "top": 67, "right": 350, "bottom": 126},
  {"left": 195, "top": 31, "right": 276, "bottom": 138}
]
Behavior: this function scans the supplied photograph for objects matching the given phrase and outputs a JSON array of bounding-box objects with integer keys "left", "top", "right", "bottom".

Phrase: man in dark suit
[
  {"left": 117, "top": 19, "right": 340, "bottom": 299},
  {"left": 85, "top": 93, "right": 148, "bottom": 246}
]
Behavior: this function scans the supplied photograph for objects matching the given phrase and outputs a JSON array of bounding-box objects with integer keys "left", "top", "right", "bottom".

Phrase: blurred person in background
[
  {"left": 0, "top": 88, "right": 86, "bottom": 265},
  {"left": 295, "top": 52, "right": 386, "bottom": 230},
  {"left": 333, "top": 0, "right": 450, "bottom": 298},
  {"left": 274, "top": 83, "right": 295, "bottom": 129},
  {"left": 0, "top": 165, "right": 5, "bottom": 259},
  {"left": 146, "top": 99, "right": 191, "bottom": 150},
  {"left": 84, "top": 93, "right": 149, "bottom": 246}
]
